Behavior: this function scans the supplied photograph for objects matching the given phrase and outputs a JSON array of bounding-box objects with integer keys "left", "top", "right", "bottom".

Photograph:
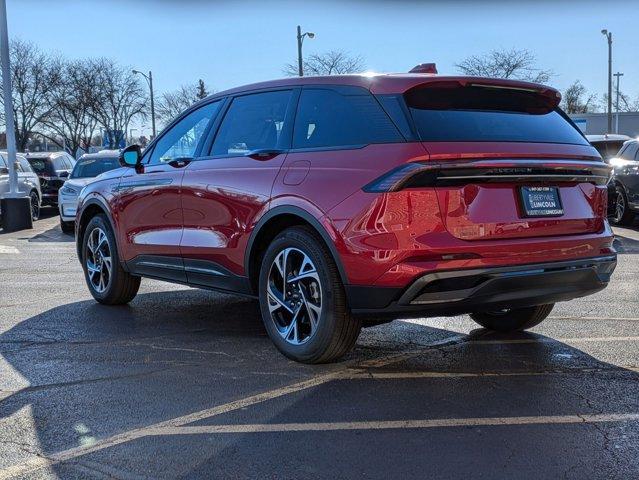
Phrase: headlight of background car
[{"left": 60, "top": 185, "right": 79, "bottom": 196}]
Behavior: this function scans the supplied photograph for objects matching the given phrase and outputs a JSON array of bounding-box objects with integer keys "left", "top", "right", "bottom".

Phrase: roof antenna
[{"left": 409, "top": 63, "right": 438, "bottom": 74}]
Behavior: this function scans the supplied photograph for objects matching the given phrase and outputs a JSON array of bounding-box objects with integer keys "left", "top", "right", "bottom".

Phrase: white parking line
[
  {"left": 467, "top": 336, "right": 639, "bottom": 345},
  {"left": 0, "top": 245, "right": 19, "bottom": 254},
  {"left": 144, "top": 413, "right": 639, "bottom": 435},
  {"left": 1, "top": 332, "right": 637, "bottom": 479},
  {"left": 0, "top": 349, "right": 426, "bottom": 479},
  {"left": 345, "top": 367, "right": 639, "bottom": 380}
]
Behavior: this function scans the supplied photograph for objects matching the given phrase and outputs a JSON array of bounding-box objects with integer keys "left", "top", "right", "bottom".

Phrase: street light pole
[
  {"left": 133, "top": 69, "right": 156, "bottom": 138},
  {"left": 601, "top": 29, "right": 613, "bottom": 133},
  {"left": 0, "top": 0, "right": 18, "bottom": 197},
  {"left": 0, "top": 0, "right": 32, "bottom": 231},
  {"left": 296, "top": 25, "right": 315, "bottom": 77},
  {"left": 613, "top": 72, "right": 624, "bottom": 134}
]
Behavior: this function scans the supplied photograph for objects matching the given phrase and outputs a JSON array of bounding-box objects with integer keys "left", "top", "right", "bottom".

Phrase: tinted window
[
  {"left": 0, "top": 155, "right": 6, "bottom": 168},
  {"left": 211, "top": 90, "right": 292, "bottom": 156},
  {"left": 293, "top": 88, "right": 402, "bottom": 149},
  {"left": 619, "top": 143, "right": 639, "bottom": 160},
  {"left": 51, "top": 156, "right": 66, "bottom": 171},
  {"left": 27, "top": 158, "right": 55, "bottom": 175},
  {"left": 406, "top": 86, "right": 588, "bottom": 145},
  {"left": 149, "top": 100, "right": 221, "bottom": 165},
  {"left": 71, "top": 156, "right": 120, "bottom": 178}
]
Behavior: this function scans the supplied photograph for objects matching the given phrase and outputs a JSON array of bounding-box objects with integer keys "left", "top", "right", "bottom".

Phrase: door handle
[
  {"left": 245, "top": 149, "right": 286, "bottom": 160},
  {"left": 168, "top": 158, "right": 192, "bottom": 169}
]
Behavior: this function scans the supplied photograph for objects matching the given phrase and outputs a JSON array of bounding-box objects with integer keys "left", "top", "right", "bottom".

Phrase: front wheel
[
  {"left": 470, "top": 304, "right": 554, "bottom": 332},
  {"left": 258, "top": 226, "right": 361, "bottom": 364},
  {"left": 82, "top": 214, "right": 140, "bottom": 305},
  {"left": 60, "top": 216, "right": 74, "bottom": 234}
]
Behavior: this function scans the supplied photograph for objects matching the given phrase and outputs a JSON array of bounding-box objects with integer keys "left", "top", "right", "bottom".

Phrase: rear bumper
[{"left": 346, "top": 255, "right": 617, "bottom": 318}]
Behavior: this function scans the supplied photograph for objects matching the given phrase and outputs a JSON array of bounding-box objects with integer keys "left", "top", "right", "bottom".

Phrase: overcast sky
[{"left": 11, "top": 0, "right": 639, "bottom": 137}]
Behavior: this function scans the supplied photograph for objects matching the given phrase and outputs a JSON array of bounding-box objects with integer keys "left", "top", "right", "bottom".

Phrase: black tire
[
  {"left": 258, "top": 226, "right": 361, "bottom": 364},
  {"left": 29, "top": 190, "right": 40, "bottom": 221},
  {"left": 60, "top": 217, "right": 74, "bottom": 234},
  {"left": 611, "top": 184, "right": 635, "bottom": 226},
  {"left": 470, "top": 303, "right": 554, "bottom": 332},
  {"left": 81, "top": 214, "right": 140, "bottom": 305}
]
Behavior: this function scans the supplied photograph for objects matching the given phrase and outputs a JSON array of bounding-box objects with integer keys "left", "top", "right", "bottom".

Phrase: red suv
[{"left": 76, "top": 74, "right": 616, "bottom": 363}]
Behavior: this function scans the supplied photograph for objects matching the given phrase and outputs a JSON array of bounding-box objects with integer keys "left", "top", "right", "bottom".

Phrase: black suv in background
[
  {"left": 26, "top": 152, "right": 76, "bottom": 207},
  {"left": 610, "top": 138, "right": 639, "bottom": 226}
]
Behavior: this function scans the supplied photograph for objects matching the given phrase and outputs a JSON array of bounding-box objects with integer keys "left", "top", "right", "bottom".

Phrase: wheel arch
[
  {"left": 245, "top": 206, "right": 349, "bottom": 295},
  {"left": 76, "top": 197, "right": 118, "bottom": 262}
]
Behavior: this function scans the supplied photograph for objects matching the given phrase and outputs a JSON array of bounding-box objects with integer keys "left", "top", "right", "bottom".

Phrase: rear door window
[
  {"left": 406, "top": 85, "right": 588, "bottom": 145},
  {"left": 210, "top": 90, "right": 292, "bottom": 156},
  {"left": 293, "top": 88, "right": 403, "bottom": 149}
]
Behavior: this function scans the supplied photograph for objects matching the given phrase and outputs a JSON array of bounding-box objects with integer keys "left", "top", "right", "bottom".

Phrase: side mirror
[{"left": 119, "top": 144, "right": 142, "bottom": 167}]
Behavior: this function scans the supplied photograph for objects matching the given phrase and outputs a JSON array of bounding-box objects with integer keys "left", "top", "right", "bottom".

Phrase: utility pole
[
  {"left": 614, "top": 72, "right": 624, "bottom": 134},
  {"left": 0, "top": 0, "right": 32, "bottom": 231},
  {"left": 601, "top": 29, "right": 613, "bottom": 133},
  {"left": 296, "top": 25, "right": 315, "bottom": 77}
]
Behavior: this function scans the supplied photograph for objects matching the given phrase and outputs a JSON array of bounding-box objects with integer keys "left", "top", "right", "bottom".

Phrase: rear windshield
[
  {"left": 405, "top": 86, "right": 588, "bottom": 145},
  {"left": 71, "top": 156, "right": 120, "bottom": 178},
  {"left": 591, "top": 141, "right": 625, "bottom": 160},
  {"left": 26, "top": 158, "right": 55, "bottom": 175}
]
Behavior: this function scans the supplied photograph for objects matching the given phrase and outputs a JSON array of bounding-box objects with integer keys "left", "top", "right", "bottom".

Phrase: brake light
[{"left": 409, "top": 63, "right": 438, "bottom": 74}]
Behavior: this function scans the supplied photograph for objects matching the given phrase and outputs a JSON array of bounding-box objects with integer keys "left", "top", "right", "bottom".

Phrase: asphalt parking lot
[{"left": 1, "top": 210, "right": 639, "bottom": 479}]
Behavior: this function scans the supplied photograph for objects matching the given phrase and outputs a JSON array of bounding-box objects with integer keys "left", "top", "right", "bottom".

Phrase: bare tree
[
  {"left": 602, "top": 91, "right": 639, "bottom": 113},
  {"left": 157, "top": 80, "right": 211, "bottom": 126},
  {"left": 90, "top": 58, "right": 148, "bottom": 148},
  {"left": 456, "top": 48, "right": 552, "bottom": 84},
  {"left": 0, "top": 39, "right": 62, "bottom": 151},
  {"left": 40, "top": 59, "right": 101, "bottom": 157},
  {"left": 284, "top": 50, "right": 365, "bottom": 76},
  {"left": 561, "top": 81, "right": 598, "bottom": 114}
]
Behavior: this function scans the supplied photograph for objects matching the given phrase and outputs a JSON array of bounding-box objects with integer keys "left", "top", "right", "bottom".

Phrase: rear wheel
[
  {"left": 82, "top": 214, "right": 140, "bottom": 305},
  {"left": 611, "top": 184, "right": 635, "bottom": 226},
  {"left": 470, "top": 304, "right": 554, "bottom": 332},
  {"left": 258, "top": 226, "right": 361, "bottom": 364},
  {"left": 29, "top": 190, "right": 40, "bottom": 221}
]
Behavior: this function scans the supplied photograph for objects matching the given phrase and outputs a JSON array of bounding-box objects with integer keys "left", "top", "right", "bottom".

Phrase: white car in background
[
  {"left": 58, "top": 150, "right": 121, "bottom": 233},
  {"left": 0, "top": 151, "right": 42, "bottom": 221}
]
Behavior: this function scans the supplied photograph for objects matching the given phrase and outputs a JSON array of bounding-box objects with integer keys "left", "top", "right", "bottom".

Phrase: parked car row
[{"left": 1, "top": 149, "right": 123, "bottom": 231}]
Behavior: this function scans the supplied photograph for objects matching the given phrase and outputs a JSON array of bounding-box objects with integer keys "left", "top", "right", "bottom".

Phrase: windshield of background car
[
  {"left": 71, "top": 156, "right": 120, "bottom": 178},
  {"left": 406, "top": 85, "right": 589, "bottom": 145}
]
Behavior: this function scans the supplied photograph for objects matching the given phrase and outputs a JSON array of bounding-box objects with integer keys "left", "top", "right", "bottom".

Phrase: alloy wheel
[
  {"left": 86, "top": 227, "right": 112, "bottom": 294},
  {"left": 267, "top": 247, "right": 322, "bottom": 345},
  {"left": 615, "top": 187, "right": 626, "bottom": 224},
  {"left": 29, "top": 192, "right": 39, "bottom": 221}
]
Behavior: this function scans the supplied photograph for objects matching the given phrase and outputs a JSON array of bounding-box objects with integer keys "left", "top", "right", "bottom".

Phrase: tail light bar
[{"left": 363, "top": 159, "right": 612, "bottom": 193}]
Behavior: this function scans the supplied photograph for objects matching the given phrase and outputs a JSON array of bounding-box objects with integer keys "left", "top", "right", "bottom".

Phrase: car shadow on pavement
[{"left": 0, "top": 290, "right": 638, "bottom": 478}]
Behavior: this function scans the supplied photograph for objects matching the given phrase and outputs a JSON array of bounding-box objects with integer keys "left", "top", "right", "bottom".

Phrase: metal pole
[
  {"left": 149, "top": 70, "right": 156, "bottom": 138},
  {"left": 0, "top": 0, "right": 19, "bottom": 196},
  {"left": 607, "top": 32, "right": 613, "bottom": 133},
  {"left": 297, "top": 25, "right": 303, "bottom": 77}
]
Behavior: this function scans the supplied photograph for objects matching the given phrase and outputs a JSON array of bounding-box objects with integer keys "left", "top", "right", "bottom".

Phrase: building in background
[{"left": 569, "top": 112, "right": 639, "bottom": 138}]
